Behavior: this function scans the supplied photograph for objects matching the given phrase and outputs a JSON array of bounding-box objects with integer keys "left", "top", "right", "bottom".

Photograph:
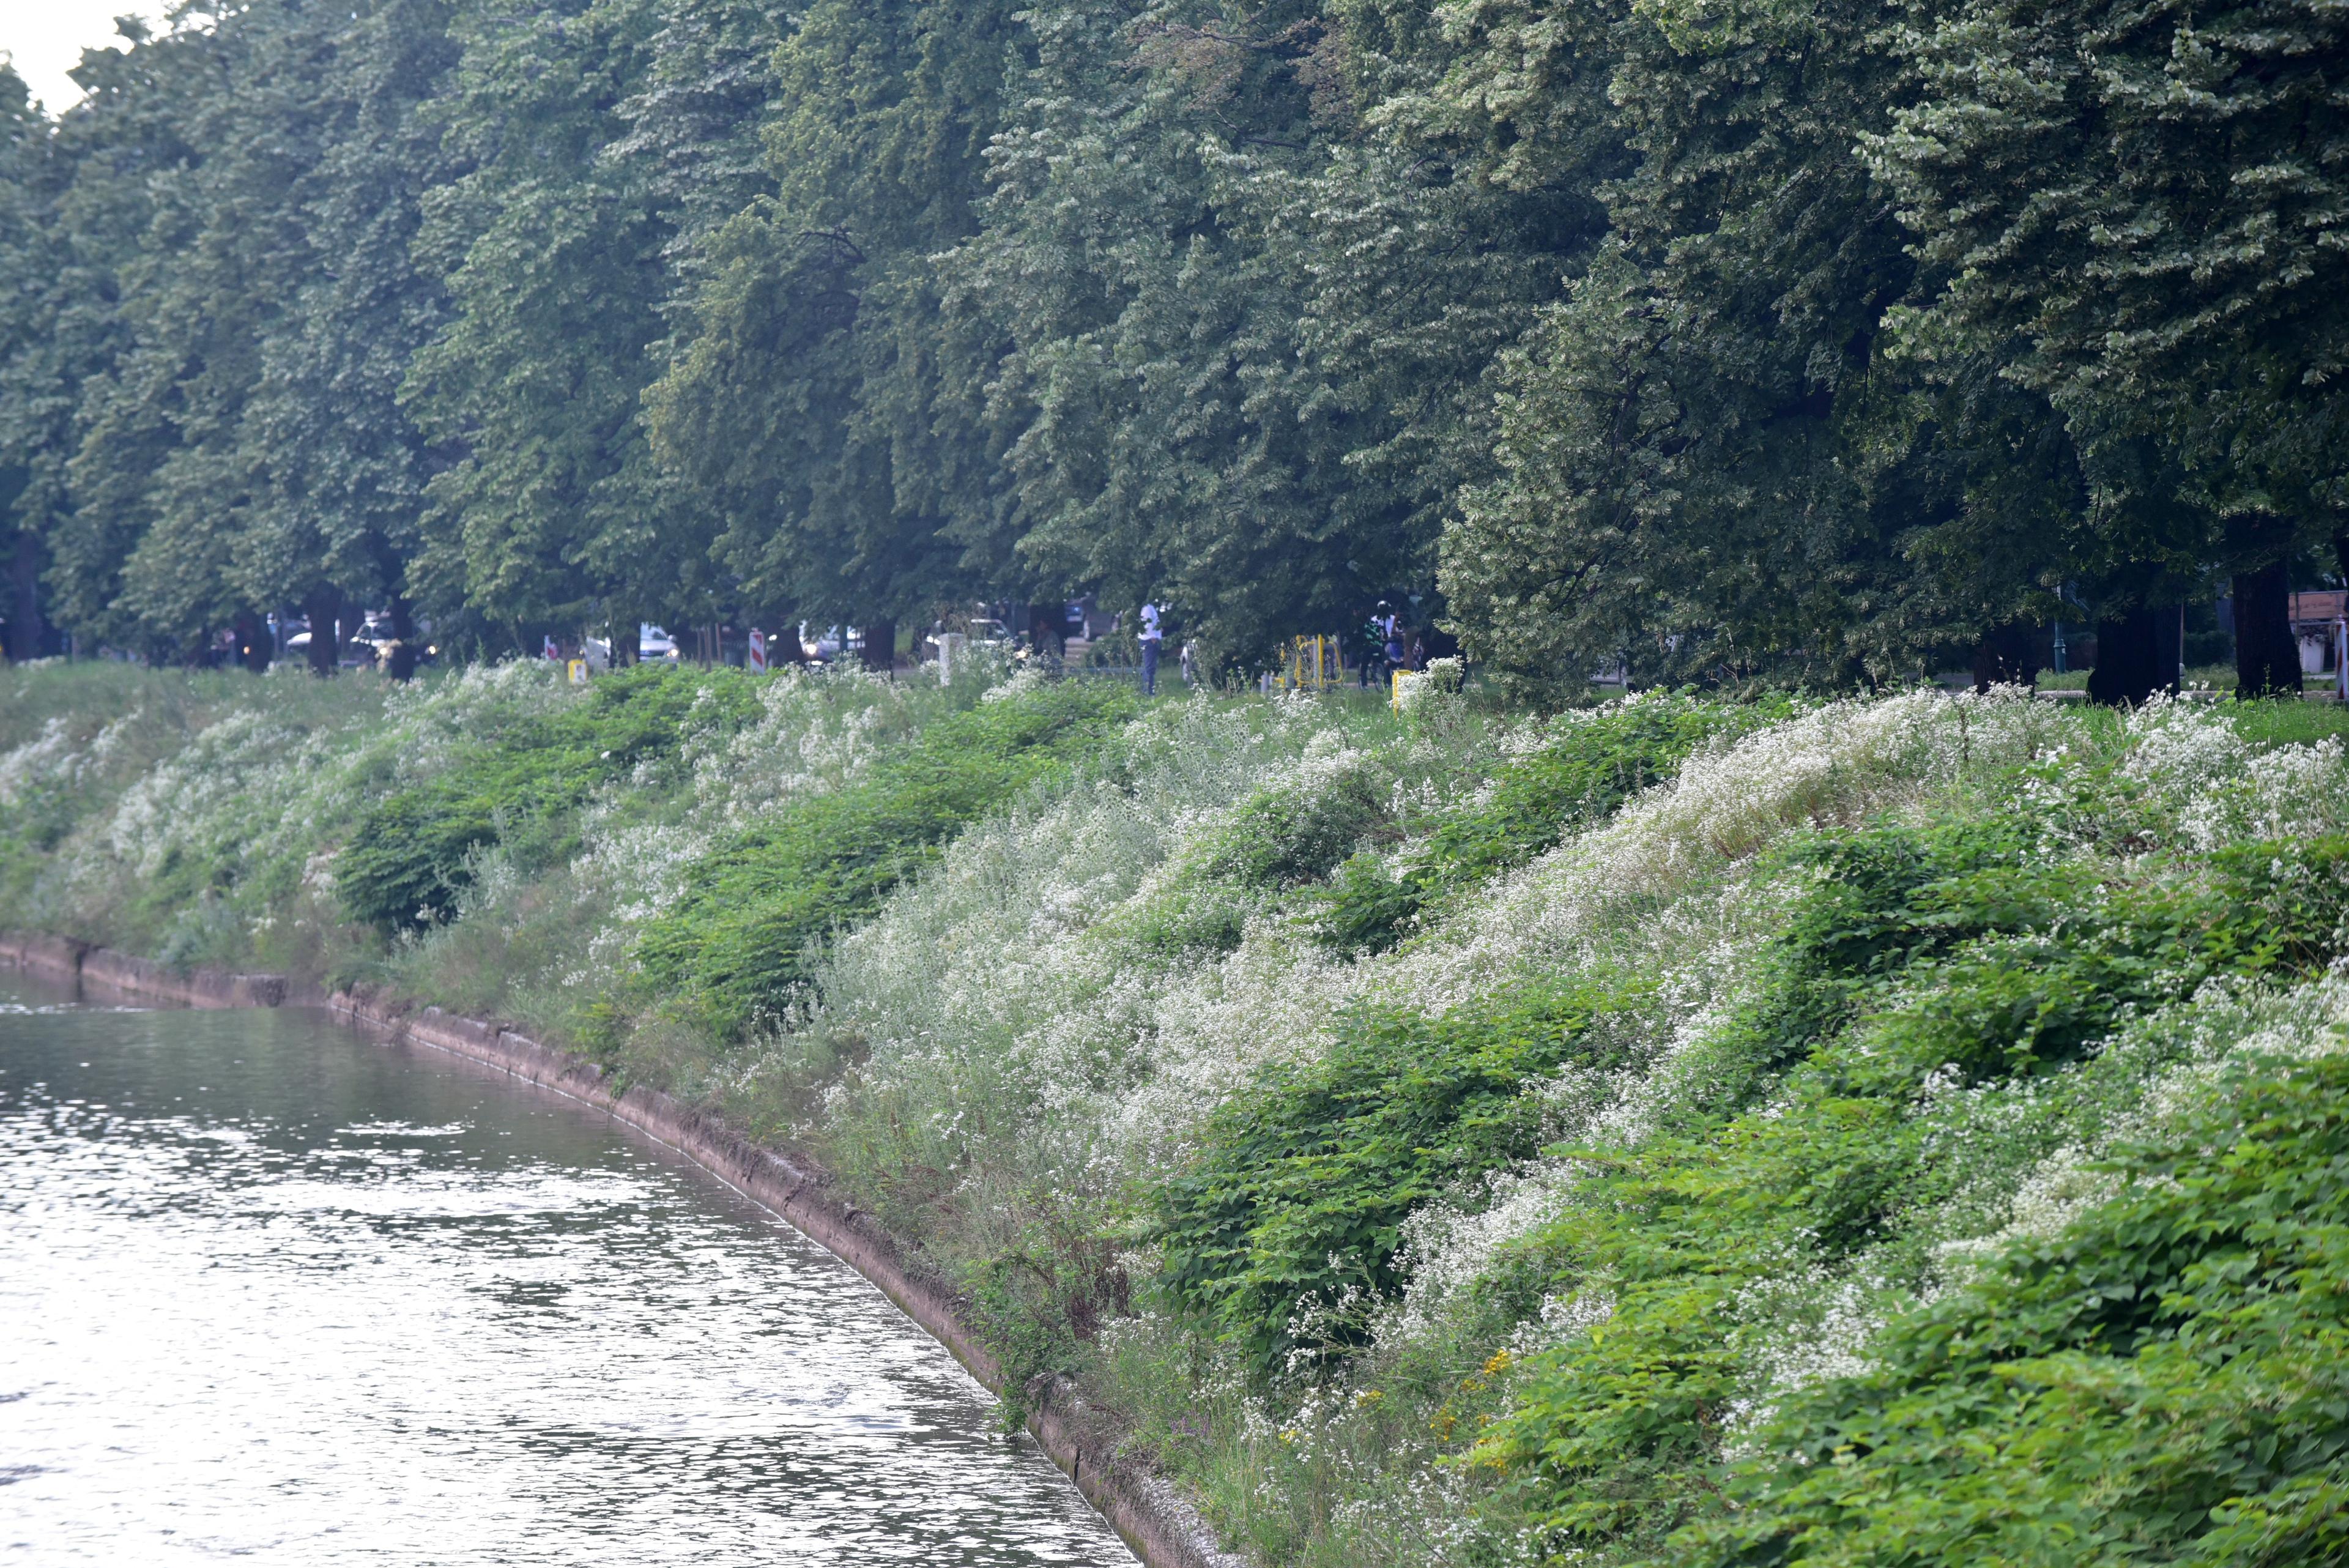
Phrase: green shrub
[
  {"left": 337, "top": 666, "right": 762, "bottom": 932},
  {"left": 1679, "top": 1048, "right": 2349, "bottom": 1568},
  {"left": 1154, "top": 978, "right": 1644, "bottom": 1375},
  {"left": 628, "top": 681, "right": 1140, "bottom": 1039},
  {"left": 1206, "top": 765, "right": 1392, "bottom": 889},
  {"left": 1315, "top": 695, "right": 1778, "bottom": 955},
  {"left": 1108, "top": 761, "right": 1397, "bottom": 962},
  {"left": 1463, "top": 822, "right": 2349, "bottom": 1556}
]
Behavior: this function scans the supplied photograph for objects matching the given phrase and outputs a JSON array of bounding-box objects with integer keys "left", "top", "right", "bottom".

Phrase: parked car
[{"left": 581, "top": 624, "right": 680, "bottom": 666}]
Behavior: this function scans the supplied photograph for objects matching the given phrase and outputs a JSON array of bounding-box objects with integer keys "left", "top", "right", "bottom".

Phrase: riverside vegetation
[{"left": 9, "top": 656, "right": 2349, "bottom": 1567}]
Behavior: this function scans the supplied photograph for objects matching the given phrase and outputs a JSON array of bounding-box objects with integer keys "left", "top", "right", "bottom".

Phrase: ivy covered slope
[{"left": 10, "top": 665, "right": 2349, "bottom": 1567}]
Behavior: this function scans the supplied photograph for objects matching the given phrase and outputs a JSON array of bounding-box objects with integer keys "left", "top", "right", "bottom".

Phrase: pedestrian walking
[
  {"left": 1362, "top": 600, "right": 1398, "bottom": 687},
  {"left": 1140, "top": 599, "right": 1163, "bottom": 695}
]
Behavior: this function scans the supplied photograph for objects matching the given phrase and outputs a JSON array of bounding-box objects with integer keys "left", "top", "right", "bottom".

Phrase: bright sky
[{"left": 2, "top": 1, "right": 171, "bottom": 114}]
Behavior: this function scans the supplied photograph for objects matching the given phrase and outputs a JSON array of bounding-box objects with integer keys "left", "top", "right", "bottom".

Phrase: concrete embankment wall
[{"left": 0, "top": 932, "right": 1240, "bottom": 1568}]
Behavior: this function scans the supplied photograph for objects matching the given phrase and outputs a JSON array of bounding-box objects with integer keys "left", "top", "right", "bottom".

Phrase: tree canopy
[{"left": 0, "top": 0, "right": 2338, "bottom": 683}]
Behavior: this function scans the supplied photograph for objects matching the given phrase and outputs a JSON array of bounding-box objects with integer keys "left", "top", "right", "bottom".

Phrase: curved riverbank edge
[{"left": 0, "top": 932, "right": 1245, "bottom": 1568}]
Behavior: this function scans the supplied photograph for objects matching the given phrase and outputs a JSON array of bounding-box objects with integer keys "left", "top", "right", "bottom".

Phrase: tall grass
[{"left": 8, "top": 666, "right": 2349, "bottom": 1567}]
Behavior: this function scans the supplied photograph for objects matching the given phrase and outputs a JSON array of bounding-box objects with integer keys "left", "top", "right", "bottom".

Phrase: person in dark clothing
[{"left": 1362, "top": 601, "right": 1398, "bottom": 688}]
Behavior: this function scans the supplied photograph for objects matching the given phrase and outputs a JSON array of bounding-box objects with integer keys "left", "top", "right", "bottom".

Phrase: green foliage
[
  {"left": 403, "top": 0, "right": 690, "bottom": 634},
  {"left": 1873, "top": 0, "right": 2349, "bottom": 530},
  {"left": 2210, "top": 697, "right": 2349, "bottom": 751},
  {"left": 629, "top": 681, "right": 1139, "bottom": 1038},
  {"left": 644, "top": 0, "right": 1017, "bottom": 630},
  {"left": 1464, "top": 813, "right": 2349, "bottom": 1555},
  {"left": 1432, "top": 0, "right": 2079, "bottom": 690},
  {"left": 1156, "top": 979, "right": 1640, "bottom": 1375},
  {"left": 1679, "top": 1049, "right": 2349, "bottom": 1568},
  {"left": 1316, "top": 695, "right": 1775, "bottom": 954},
  {"left": 338, "top": 665, "right": 758, "bottom": 931},
  {"left": 1090, "top": 747, "right": 1409, "bottom": 962},
  {"left": 1206, "top": 767, "right": 1391, "bottom": 891}
]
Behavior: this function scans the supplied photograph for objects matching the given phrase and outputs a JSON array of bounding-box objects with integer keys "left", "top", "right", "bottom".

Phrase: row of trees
[{"left": 0, "top": 0, "right": 2341, "bottom": 691}]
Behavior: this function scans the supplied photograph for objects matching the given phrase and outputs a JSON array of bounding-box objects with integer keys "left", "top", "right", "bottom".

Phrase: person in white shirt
[{"left": 1139, "top": 601, "right": 1163, "bottom": 695}]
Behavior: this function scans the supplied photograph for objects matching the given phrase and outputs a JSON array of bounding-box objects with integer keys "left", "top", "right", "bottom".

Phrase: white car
[{"left": 584, "top": 625, "right": 680, "bottom": 667}]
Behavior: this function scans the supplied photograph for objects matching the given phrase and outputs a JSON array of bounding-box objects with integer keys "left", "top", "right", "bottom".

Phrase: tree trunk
[
  {"left": 234, "top": 611, "right": 270, "bottom": 674},
  {"left": 1971, "top": 619, "right": 2043, "bottom": 693},
  {"left": 303, "top": 585, "right": 343, "bottom": 677},
  {"left": 2232, "top": 560, "right": 2299, "bottom": 699},
  {"left": 611, "top": 610, "right": 636, "bottom": 667},
  {"left": 862, "top": 617, "right": 897, "bottom": 674},
  {"left": 2087, "top": 603, "right": 2182, "bottom": 706},
  {"left": 9, "top": 524, "right": 42, "bottom": 663},
  {"left": 384, "top": 596, "right": 420, "bottom": 682}
]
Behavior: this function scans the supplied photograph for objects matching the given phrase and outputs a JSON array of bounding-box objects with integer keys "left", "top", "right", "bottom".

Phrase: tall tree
[
  {"left": 236, "top": 0, "right": 461, "bottom": 677},
  {"left": 0, "top": 66, "right": 54, "bottom": 660},
  {"left": 1436, "top": 0, "right": 2087, "bottom": 692},
  {"left": 606, "top": 0, "right": 789, "bottom": 640},
  {"left": 921, "top": 2, "right": 1590, "bottom": 669},
  {"left": 1872, "top": 0, "right": 2349, "bottom": 697},
  {"left": 36, "top": 17, "right": 221, "bottom": 658},
  {"left": 403, "top": 0, "right": 685, "bottom": 652},
  {"left": 647, "top": 0, "right": 1028, "bottom": 661}
]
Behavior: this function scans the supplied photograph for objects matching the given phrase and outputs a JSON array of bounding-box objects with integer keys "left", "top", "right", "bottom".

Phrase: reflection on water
[{"left": 0, "top": 974, "right": 1134, "bottom": 1566}]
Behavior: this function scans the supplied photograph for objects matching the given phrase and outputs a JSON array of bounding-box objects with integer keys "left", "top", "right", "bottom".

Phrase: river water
[{"left": 0, "top": 973, "right": 1134, "bottom": 1566}]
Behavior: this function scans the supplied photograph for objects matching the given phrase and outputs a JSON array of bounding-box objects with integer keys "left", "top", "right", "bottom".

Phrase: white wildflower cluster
[
  {"left": 557, "top": 667, "right": 922, "bottom": 968},
  {"left": 670, "top": 665, "right": 914, "bottom": 830},
  {"left": 373, "top": 657, "right": 571, "bottom": 789},
  {"left": 0, "top": 715, "right": 135, "bottom": 808},
  {"left": 1720, "top": 1254, "right": 1898, "bottom": 1451},
  {"left": 2121, "top": 696, "right": 2349, "bottom": 849},
  {"left": 1373, "top": 688, "right": 2065, "bottom": 1017},
  {"left": 1378, "top": 1169, "right": 1586, "bottom": 1347},
  {"left": 773, "top": 697, "right": 1354, "bottom": 1194}
]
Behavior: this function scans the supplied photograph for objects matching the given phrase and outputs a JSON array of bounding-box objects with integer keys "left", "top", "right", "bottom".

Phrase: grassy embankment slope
[{"left": 7, "top": 657, "right": 2349, "bottom": 1567}]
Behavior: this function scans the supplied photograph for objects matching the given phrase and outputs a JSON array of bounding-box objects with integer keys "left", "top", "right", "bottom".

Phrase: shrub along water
[{"left": 5, "top": 667, "right": 2349, "bottom": 1567}]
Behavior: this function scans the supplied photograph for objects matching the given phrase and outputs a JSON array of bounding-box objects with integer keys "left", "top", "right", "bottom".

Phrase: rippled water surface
[{"left": 0, "top": 974, "right": 1133, "bottom": 1566}]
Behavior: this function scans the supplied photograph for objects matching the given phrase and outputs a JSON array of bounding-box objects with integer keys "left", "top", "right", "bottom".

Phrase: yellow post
[{"left": 1275, "top": 635, "right": 1344, "bottom": 695}]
